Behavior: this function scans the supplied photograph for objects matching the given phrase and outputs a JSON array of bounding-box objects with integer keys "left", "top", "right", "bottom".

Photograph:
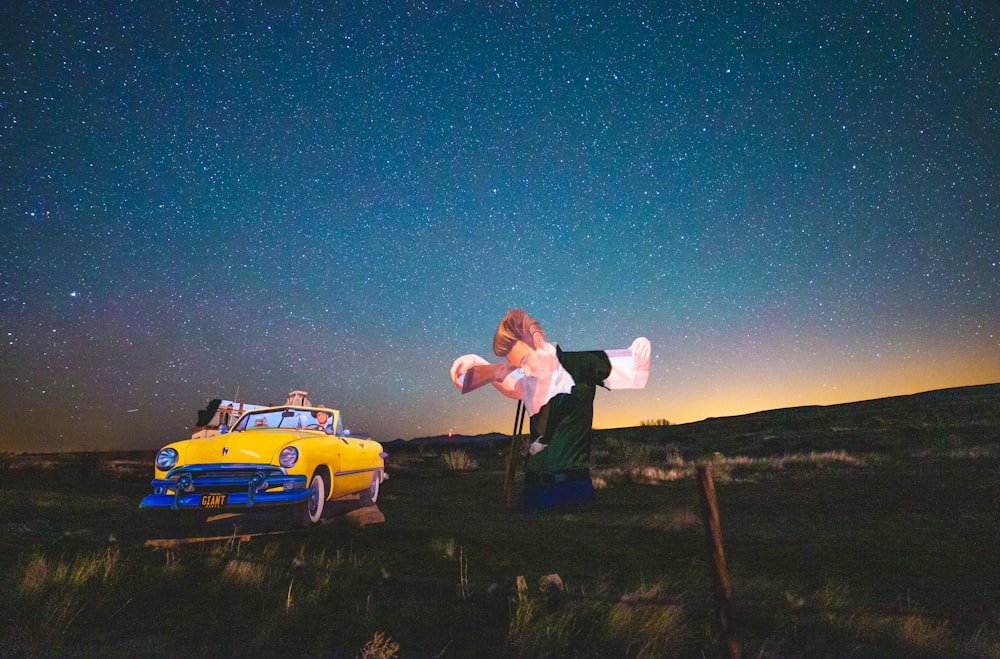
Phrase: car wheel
[
  {"left": 295, "top": 473, "right": 326, "bottom": 526},
  {"left": 360, "top": 469, "right": 380, "bottom": 506}
]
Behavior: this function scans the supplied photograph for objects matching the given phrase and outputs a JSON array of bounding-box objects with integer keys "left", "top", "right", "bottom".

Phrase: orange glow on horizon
[{"left": 593, "top": 348, "right": 1000, "bottom": 428}]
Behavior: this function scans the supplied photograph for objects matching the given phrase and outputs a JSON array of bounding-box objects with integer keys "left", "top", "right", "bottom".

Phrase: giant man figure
[{"left": 450, "top": 309, "right": 651, "bottom": 508}]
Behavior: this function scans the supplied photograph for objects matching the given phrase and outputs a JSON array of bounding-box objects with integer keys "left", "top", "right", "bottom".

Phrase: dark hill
[
  {"left": 596, "top": 383, "right": 1000, "bottom": 458},
  {"left": 384, "top": 432, "right": 509, "bottom": 450}
]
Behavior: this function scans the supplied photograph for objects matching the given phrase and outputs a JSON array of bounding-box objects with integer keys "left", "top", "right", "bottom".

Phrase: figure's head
[
  {"left": 493, "top": 309, "right": 552, "bottom": 377},
  {"left": 493, "top": 309, "right": 546, "bottom": 357},
  {"left": 312, "top": 409, "right": 330, "bottom": 425}
]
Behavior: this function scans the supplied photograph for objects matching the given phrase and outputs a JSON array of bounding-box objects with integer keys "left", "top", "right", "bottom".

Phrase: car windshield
[{"left": 231, "top": 407, "right": 341, "bottom": 433}]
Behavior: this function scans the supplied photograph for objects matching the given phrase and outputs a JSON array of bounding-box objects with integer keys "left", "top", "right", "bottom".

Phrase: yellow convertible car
[{"left": 140, "top": 402, "right": 386, "bottom": 526}]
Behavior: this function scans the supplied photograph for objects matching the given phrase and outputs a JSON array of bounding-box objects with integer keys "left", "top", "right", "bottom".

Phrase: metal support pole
[{"left": 504, "top": 400, "right": 526, "bottom": 508}]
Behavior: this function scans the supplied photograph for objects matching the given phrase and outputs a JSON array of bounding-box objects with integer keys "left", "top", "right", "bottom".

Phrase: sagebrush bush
[{"left": 441, "top": 449, "right": 478, "bottom": 471}]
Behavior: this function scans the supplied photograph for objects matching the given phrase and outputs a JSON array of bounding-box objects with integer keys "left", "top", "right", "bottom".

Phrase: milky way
[{"left": 2, "top": 2, "right": 997, "bottom": 451}]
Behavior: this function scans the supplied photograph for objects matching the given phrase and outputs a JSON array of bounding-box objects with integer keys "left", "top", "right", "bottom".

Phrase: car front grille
[{"left": 163, "top": 463, "right": 302, "bottom": 496}]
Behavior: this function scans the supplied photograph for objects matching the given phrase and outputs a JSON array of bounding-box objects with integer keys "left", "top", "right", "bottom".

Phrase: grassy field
[{"left": 2, "top": 386, "right": 999, "bottom": 657}]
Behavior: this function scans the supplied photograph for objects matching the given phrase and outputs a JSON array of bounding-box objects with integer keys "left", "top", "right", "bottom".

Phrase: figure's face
[
  {"left": 315, "top": 411, "right": 329, "bottom": 425},
  {"left": 504, "top": 340, "right": 552, "bottom": 378}
]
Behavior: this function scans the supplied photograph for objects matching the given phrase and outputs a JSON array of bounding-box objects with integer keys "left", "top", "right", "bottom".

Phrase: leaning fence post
[{"left": 696, "top": 463, "right": 739, "bottom": 659}]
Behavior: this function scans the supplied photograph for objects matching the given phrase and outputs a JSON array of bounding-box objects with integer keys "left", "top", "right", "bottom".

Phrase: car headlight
[
  {"left": 279, "top": 446, "right": 299, "bottom": 468},
  {"left": 155, "top": 448, "right": 178, "bottom": 470}
]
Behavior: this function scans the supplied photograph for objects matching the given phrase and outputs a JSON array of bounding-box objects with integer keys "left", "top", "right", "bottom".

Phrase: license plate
[{"left": 200, "top": 493, "right": 227, "bottom": 508}]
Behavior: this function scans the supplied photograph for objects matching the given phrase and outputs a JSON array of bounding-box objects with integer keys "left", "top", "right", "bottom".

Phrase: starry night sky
[{"left": 2, "top": 2, "right": 998, "bottom": 452}]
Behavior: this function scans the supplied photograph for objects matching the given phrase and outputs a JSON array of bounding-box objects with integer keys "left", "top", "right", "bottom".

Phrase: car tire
[
  {"left": 295, "top": 473, "right": 326, "bottom": 526},
  {"left": 360, "top": 469, "right": 381, "bottom": 506}
]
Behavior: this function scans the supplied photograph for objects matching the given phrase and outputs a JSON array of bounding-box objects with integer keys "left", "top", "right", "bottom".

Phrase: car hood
[{"left": 178, "top": 429, "right": 306, "bottom": 465}]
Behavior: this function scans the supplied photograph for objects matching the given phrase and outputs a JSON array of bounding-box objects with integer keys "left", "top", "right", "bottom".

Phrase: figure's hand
[
  {"left": 450, "top": 354, "right": 490, "bottom": 389},
  {"left": 629, "top": 337, "right": 651, "bottom": 368},
  {"left": 528, "top": 440, "right": 547, "bottom": 455}
]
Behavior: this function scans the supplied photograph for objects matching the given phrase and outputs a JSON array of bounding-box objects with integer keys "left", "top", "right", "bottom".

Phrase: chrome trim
[
  {"left": 165, "top": 463, "right": 290, "bottom": 478},
  {"left": 334, "top": 466, "right": 380, "bottom": 477}
]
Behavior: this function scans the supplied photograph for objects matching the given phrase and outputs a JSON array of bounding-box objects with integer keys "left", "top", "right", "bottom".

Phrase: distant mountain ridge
[
  {"left": 662, "top": 382, "right": 999, "bottom": 432},
  {"left": 597, "top": 382, "right": 1000, "bottom": 457},
  {"left": 384, "top": 432, "right": 509, "bottom": 448},
  {"left": 392, "top": 383, "right": 1000, "bottom": 455}
]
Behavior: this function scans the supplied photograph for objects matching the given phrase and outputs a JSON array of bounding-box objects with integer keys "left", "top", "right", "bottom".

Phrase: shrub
[
  {"left": 441, "top": 449, "right": 478, "bottom": 471},
  {"left": 603, "top": 437, "right": 653, "bottom": 482},
  {"left": 359, "top": 631, "right": 400, "bottom": 659}
]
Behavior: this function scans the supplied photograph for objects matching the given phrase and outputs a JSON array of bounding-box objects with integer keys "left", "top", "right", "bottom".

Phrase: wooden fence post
[{"left": 697, "top": 463, "right": 739, "bottom": 659}]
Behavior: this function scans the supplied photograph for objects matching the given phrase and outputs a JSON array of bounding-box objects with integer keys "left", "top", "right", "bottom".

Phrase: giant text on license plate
[{"left": 201, "top": 493, "right": 226, "bottom": 508}]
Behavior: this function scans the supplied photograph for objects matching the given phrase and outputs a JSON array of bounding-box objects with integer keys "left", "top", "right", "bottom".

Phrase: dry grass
[
  {"left": 595, "top": 446, "right": 866, "bottom": 485},
  {"left": 20, "top": 547, "right": 122, "bottom": 594},
  {"left": 440, "top": 449, "right": 478, "bottom": 471},
  {"left": 507, "top": 577, "right": 693, "bottom": 658},
  {"left": 221, "top": 559, "right": 266, "bottom": 586},
  {"left": 358, "top": 631, "right": 400, "bottom": 659}
]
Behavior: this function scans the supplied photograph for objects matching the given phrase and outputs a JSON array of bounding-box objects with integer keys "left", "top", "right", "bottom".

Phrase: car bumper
[
  {"left": 139, "top": 464, "right": 309, "bottom": 510},
  {"left": 140, "top": 487, "right": 310, "bottom": 510}
]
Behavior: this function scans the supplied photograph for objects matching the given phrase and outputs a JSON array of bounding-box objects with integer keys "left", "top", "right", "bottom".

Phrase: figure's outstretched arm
[
  {"left": 450, "top": 354, "right": 489, "bottom": 388},
  {"left": 604, "top": 337, "right": 651, "bottom": 389},
  {"left": 451, "top": 354, "right": 524, "bottom": 400}
]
